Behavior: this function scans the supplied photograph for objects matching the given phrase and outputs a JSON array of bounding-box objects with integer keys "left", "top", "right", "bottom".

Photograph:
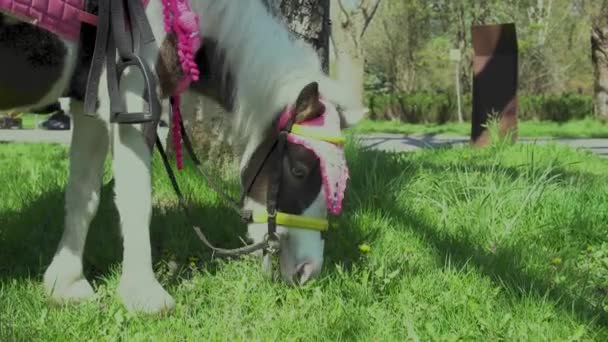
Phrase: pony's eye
[{"left": 291, "top": 166, "right": 307, "bottom": 178}]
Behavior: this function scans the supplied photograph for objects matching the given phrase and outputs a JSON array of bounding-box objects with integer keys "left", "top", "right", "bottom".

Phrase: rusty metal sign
[{"left": 471, "top": 23, "right": 519, "bottom": 146}]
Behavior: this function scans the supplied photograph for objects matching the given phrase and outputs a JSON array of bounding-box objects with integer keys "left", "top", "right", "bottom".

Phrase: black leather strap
[
  {"left": 155, "top": 132, "right": 268, "bottom": 256},
  {"left": 176, "top": 100, "right": 252, "bottom": 222},
  {"left": 157, "top": 108, "right": 296, "bottom": 256},
  {"left": 240, "top": 137, "right": 278, "bottom": 205},
  {"left": 266, "top": 132, "right": 285, "bottom": 237},
  {"left": 83, "top": 0, "right": 161, "bottom": 125},
  {"left": 266, "top": 118, "right": 293, "bottom": 239},
  {"left": 83, "top": 0, "right": 110, "bottom": 114}
]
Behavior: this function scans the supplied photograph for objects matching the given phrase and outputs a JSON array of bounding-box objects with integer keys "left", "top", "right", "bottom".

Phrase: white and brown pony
[{"left": 0, "top": 0, "right": 365, "bottom": 313}]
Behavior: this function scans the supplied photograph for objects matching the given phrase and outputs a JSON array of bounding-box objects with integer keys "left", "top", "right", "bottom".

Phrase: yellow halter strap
[
  {"left": 290, "top": 124, "right": 346, "bottom": 145},
  {"left": 251, "top": 211, "right": 329, "bottom": 231},
  {"left": 250, "top": 123, "right": 345, "bottom": 231}
]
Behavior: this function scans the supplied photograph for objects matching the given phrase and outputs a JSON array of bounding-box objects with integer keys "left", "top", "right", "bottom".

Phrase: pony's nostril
[
  {"left": 293, "top": 263, "right": 306, "bottom": 283},
  {"left": 293, "top": 261, "right": 317, "bottom": 285}
]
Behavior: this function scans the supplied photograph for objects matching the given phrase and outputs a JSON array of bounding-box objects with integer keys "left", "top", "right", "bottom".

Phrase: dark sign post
[{"left": 471, "top": 23, "right": 519, "bottom": 146}]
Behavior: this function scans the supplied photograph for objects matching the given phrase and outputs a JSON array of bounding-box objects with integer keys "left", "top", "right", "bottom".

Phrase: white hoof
[
  {"left": 43, "top": 258, "right": 95, "bottom": 303},
  {"left": 118, "top": 276, "right": 175, "bottom": 314}
]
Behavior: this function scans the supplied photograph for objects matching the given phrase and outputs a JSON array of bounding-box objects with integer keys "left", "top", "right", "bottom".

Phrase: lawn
[
  {"left": 2, "top": 113, "right": 48, "bottom": 130},
  {"left": 1, "top": 137, "right": 608, "bottom": 340},
  {"left": 350, "top": 117, "right": 608, "bottom": 139}
]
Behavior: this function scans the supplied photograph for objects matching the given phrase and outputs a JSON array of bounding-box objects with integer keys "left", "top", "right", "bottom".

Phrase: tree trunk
[
  {"left": 455, "top": 2, "right": 470, "bottom": 94},
  {"left": 592, "top": 1, "right": 608, "bottom": 121},
  {"left": 330, "top": 0, "right": 381, "bottom": 105},
  {"left": 331, "top": 5, "right": 364, "bottom": 105},
  {"left": 265, "top": 0, "right": 330, "bottom": 72},
  {"left": 177, "top": 92, "right": 238, "bottom": 169}
]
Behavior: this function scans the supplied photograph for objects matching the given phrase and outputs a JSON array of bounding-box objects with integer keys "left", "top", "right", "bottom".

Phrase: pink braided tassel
[
  {"left": 163, "top": 0, "right": 201, "bottom": 88},
  {"left": 161, "top": 0, "right": 202, "bottom": 170},
  {"left": 161, "top": 0, "right": 173, "bottom": 33}
]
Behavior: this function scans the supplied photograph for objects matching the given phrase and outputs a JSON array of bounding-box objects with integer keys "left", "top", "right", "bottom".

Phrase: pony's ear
[
  {"left": 338, "top": 107, "right": 368, "bottom": 129},
  {"left": 293, "top": 82, "right": 324, "bottom": 123}
]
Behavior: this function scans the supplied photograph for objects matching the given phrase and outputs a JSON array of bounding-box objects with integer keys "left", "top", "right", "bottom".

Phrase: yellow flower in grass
[
  {"left": 358, "top": 244, "right": 371, "bottom": 253},
  {"left": 189, "top": 256, "right": 199, "bottom": 268}
]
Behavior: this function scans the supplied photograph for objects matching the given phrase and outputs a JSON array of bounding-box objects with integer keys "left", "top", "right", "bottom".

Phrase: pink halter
[{"left": 277, "top": 100, "right": 350, "bottom": 215}]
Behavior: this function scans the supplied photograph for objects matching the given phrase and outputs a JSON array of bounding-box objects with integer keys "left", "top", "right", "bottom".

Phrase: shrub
[
  {"left": 518, "top": 93, "right": 593, "bottom": 122},
  {"left": 366, "top": 91, "right": 593, "bottom": 124}
]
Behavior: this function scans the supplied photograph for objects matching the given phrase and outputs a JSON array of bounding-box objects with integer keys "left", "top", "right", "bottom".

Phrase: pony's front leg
[
  {"left": 112, "top": 98, "right": 175, "bottom": 314},
  {"left": 44, "top": 101, "right": 109, "bottom": 303}
]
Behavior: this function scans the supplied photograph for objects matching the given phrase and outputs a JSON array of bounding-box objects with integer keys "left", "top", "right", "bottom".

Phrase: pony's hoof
[
  {"left": 43, "top": 266, "right": 95, "bottom": 304},
  {"left": 118, "top": 276, "right": 175, "bottom": 314}
]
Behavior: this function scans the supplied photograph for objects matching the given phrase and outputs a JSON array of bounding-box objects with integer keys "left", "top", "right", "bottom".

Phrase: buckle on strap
[{"left": 267, "top": 209, "right": 277, "bottom": 219}]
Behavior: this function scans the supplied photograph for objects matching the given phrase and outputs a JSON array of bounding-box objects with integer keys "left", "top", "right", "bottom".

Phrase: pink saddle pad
[{"left": 0, "top": 0, "right": 96, "bottom": 41}]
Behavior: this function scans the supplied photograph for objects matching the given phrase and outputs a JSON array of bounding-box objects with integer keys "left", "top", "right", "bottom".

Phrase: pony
[{"left": 0, "top": 0, "right": 365, "bottom": 313}]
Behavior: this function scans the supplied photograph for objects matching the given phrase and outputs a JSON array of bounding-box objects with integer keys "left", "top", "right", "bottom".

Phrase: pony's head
[{"left": 242, "top": 81, "right": 365, "bottom": 284}]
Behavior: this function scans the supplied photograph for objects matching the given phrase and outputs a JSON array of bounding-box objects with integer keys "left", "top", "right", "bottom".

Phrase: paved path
[
  {"left": 3, "top": 129, "right": 608, "bottom": 158},
  {"left": 0, "top": 127, "right": 170, "bottom": 146},
  {"left": 354, "top": 134, "right": 608, "bottom": 158},
  {"left": 0, "top": 128, "right": 74, "bottom": 144}
]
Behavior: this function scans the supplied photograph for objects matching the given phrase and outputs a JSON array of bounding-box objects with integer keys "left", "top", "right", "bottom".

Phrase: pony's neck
[
  {"left": 166, "top": 0, "right": 361, "bottom": 181},
  {"left": 188, "top": 0, "right": 329, "bottom": 175}
]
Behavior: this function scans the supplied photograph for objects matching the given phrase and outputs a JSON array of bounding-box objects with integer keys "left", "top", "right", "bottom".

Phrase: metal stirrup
[{"left": 83, "top": 0, "right": 161, "bottom": 125}]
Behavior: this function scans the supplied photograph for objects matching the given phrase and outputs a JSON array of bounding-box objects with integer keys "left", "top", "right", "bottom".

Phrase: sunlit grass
[
  {"left": 350, "top": 117, "right": 608, "bottom": 139},
  {"left": 1, "top": 136, "right": 607, "bottom": 340}
]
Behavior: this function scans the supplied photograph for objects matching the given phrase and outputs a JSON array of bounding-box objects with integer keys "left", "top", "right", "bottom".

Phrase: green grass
[
  {"left": 1, "top": 137, "right": 608, "bottom": 340},
  {"left": 1, "top": 113, "right": 47, "bottom": 130},
  {"left": 351, "top": 117, "right": 608, "bottom": 138},
  {"left": 19, "top": 113, "right": 42, "bottom": 130}
]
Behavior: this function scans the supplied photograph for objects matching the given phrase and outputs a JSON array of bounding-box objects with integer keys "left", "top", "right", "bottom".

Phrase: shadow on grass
[
  {"left": 0, "top": 186, "right": 66, "bottom": 278},
  {"left": 386, "top": 200, "right": 607, "bottom": 325},
  {"left": 335, "top": 146, "right": 608, "bottom": 326},
  {"left": 0, "top": 176, "right": 261, "bottom": 284},
  {"left": 2, "top": 142, "right": 606, "bottom": 327},
  {"left": 0, "top": 150, "right": 376, "bottom": 291}
]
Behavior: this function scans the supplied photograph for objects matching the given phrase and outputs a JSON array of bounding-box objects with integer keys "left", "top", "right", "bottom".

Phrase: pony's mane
[{"left": 192, "top": 0, "right": 358, "bottom": 167}]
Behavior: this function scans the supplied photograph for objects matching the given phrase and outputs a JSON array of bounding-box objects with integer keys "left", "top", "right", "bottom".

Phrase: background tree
[
  {"left": 268, "top": 0, "right": 331, "bottom": 72},
  {"left": 591, "top": 0, "right": 608, "bottom": 121},
  {"left": 178, "top": 0, "right": 331, "bottom": 168},
  {"left": 363, "top": 0, "right": 593, "bottom": 123},
  {"left": 330, "top": 0, "right": 382, "bottom": 105}
]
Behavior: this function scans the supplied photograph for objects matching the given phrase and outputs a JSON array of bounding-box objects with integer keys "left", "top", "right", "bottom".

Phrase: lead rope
[
  {"left": 177, "top": 114, "right": 252, "bottom": 220},
  {"left": 154, "top": 134, "right": 269, "bottom": 257},
  {"left": 157, "top": 1, "right": 279, "bottom": 259}
]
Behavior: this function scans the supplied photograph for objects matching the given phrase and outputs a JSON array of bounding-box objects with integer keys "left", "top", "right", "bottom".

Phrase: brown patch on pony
[
  {"left": 155, "top": 34, "right": 183, "bottom": 99},
  {"left": 243, "top": 82, "right": 326, "bottom": 215}
]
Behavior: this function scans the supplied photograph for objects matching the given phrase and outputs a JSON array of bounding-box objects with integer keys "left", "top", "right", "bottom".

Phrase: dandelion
[
  {"left": 189, "top": 256, "right": 199, "bottom": 268},
  {"left": 358, "top": 244, "right": 371, "bottom": 253}
]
